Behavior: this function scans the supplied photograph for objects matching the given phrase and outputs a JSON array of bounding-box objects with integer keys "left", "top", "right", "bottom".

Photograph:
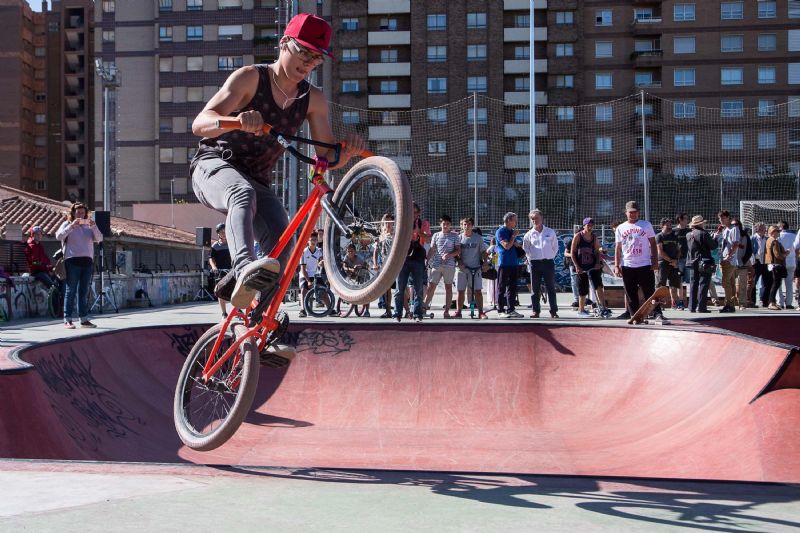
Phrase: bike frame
[{"left": 200, "top": 122, "right": 372, "bottom": 382}]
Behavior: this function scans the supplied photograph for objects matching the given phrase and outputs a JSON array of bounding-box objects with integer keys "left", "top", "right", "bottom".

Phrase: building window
[
  {"left": 467, "top": 108, "right": 487, "bottom": 124},
  {"left": 342, "top": 80, "right": 360, "bottom": 93},
  {"left": 788, "top": 97, "right": 800, "bottom": 117},
  {"left": 381, "top": 112, "right": 399, "bottom": 125},
  {"left": 759, "top": 66, "right": 777, "bottom": 84},
  {"left": 159, "top": 117, "right": 172, "bottom": 133},
  {"left": 674, "top": 166, "right": 698, "bottom": 179},
  {"left": 187, "top": 26, "right": 203, "bottom": 41},
  {"left": 791, "top": 129, "right": 800, "bottom": 149},
  {"left": 596, "top": 137, "right": 612, "bottom": 152},
  {"left": 674, "top": 36, "right": 696, "bottom": 54},
  {"left": 556, "top": 139, "right": 575, "bottom": 153},
  {"left": 555, "top": 11, "right": 574, "bottom": 24},
  {"left": 187, "top": 87, "right": 203, "bottom": 101},
  {"left": 467, "top": 140, "right": 488, "bottom": 155},
  {"left": 596, "top": 9, "right": 612, "bottom": 26},
  {"left": 721, "top": 133, "right": 744, "bottom": 150},
  {"left": 791, "top": 63, "right": 800, "bottom": 84},
  {"left": 341, "top": 49, "right": 359, "bottom": 62},
  {"left": 721, "top": 100, "right": 744, "bottom": 118},
  {"left": 595, "top": 168, "right": 613, "bottom": 184},
  {"left": 159, "top": 0, "right": 172, "bottom": 12},
  {"left": 721, "top": 2, "right": 743, "bottom": 19},
  {"left": 758, "top": 99, "right": 777, "bottom": 117},
  {"left": 673, "top": 3, "right": 696, "bottom": 21},
  {"left": 187, "top": 56, "right": 203, "bottom": 71},
  {"left": 595, "top": 73, "right": 612, "bottom": 89},
  {"left": 159, "top": 26, "right": 173, "bottom": 42},
  {"left": 791, "top": 0, "right": 800, "bottom": 18},
  {"left": 556, "top": 107, "right": 574, "bottom": 121},
  {"left": 721, "top": 67, "right": 743, "bottom": 85},
  {"left": 427, "top": 14, "right": 446, "bottom": 31},
  {"left": 35, "top": 113, "right": 46, "bottom": 124},
  {"left": 721, "top": 165, "right": 744, "bottom": 180},
  {"left": 595, "top": 42, "right": 612, "bottom": 58},
  {"left": 759, "top": 33, "right": 777, "bottom": 51},
  {"left": 515, "top": 15, "right": 530, "bottom": 28},
  {"left": 515, "top": 109, "right": 530, "bottom": 123},
  {"left": 595, "top": 105, "right": 613, "bottom": 121},
  {"left": 341, "top": 18, "right": 358, "bottom": 31},
  {"left": 159, "top": 88, "right": 173, "bottom": 102},
  {"left": 427, "top": 46, "right": 447, "bottom": 62},
  {"left": 342, "top": 111, "right": 359, "bottom": 124},
  {"left": 428, "top": 141, "right": 447, "bottom": 155},
  {"left": 673, "top": 101, "right": 696, "bottom": 118},
  {"left": 759, "top": 131, "right": 777, "bottom": 149},
  {"left": 379, "top": 18, "right": 397, "bottom": 31},
  {"left": 556, "top": 171, "right": 576, "bottom": 184},
  {"left": 556, "top": 44, "right": 573, "bottom": 57},
  {"left": 218, "top": 25, "right": 243, "bottom": 40},
  {"left": 466, "top": 12, "right": 486, "bottom": 29},
  {"left": 427, "top": 172, "right": 448, "bottom": 186},
  {"left": 380, "top": 49, "right": 397, "bottom": 63},
  {"left": 515, "top": 172, "right": 530, "bottom": 185},
  {"left": 515, "top": 46, "right": 530, "bottom": 59},
  {"left": 427, "top": 108, "right": 447, "bottom": 123},
  {"left": 674, "top": 134, "right": 695, "bottom": 151},
  {"left": 467, "top": 172, "right": 488, "bottom": 189},
  {"left": 187, "top": 0, "right": 202, "bottom": 10},
  {"left": 555, "top": 75, "right": 573, "bottom": 88},
  {"left": 720, "top": 35, "right": 743, "bottom": 53},
  {"left": 790, "top": 30, "right": 800, "bottom": 51},
  {"left": 514, "top": 77, "right": 530, "bottom": 91},
  {"left": 102, "top": 30, "right": 115, "bottom": 42},
  {"left": 102, "top": 1, "right": 115, "bottom": 12},
  {"left": 674, "top": 68, "right": 696, "bottom": 86},
  {"left": 218, "top": 56, "right": 243, "bottom": 70},
  {"left": 515, "top": 140, "right": 530, "bottom": 154},
  {"left": 467, "top": 76, "right": 487, "bottom": 93},
  {"left": 467, "top": 44, "right": 487, "bottom": 61},
  {"left": 380, "top": 80, "right": 398, "bottom": 94},
  {"left": 218, "top": 0, "right": 242, "bottom": 8},
  {"left": 427, "top": 77, "right": 447, "bottom": 94},
  {"left": 159, "top": 57, "right": 173, "bottom": 72},
  {"left": 758, "top": 1, "right": 777, "bottom": 18}
]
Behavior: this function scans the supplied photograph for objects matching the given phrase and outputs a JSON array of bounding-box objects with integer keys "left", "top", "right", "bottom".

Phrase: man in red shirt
[{"left": 25, "top": 226, "right": 56, "bottom": 289}]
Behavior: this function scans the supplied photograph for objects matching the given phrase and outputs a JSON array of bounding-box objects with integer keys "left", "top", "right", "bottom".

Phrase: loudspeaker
[
  {"left": 95, "top": 211, "right": 111, "bottom": 237},
  {"left": 195, "top": 227, "right": 212, "bottom": 247}
]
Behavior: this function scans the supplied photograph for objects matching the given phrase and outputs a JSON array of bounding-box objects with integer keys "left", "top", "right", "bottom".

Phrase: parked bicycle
[{"left": 173, "top": 119, "right": 412, "bottom": 451}]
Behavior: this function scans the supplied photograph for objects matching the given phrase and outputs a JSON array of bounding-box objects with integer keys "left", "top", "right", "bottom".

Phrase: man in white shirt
[
  {"left": 522, "top": 209, "right": 560, "bottom": 318},
  {"left": 614, "top": 200, "right": 661, "bottom": 320},
  {"left": 780, "top": 221, "right": 798, "bottom": 309},
  {"left": 299, "top": 233, "right": 324, "bottom": 317},
  {"left": 713, "top": 210, "right": 740, "bottom": 313}
]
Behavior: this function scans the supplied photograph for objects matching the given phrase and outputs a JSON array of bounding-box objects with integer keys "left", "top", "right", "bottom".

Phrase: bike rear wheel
[
  {"left": 338, "top": 300, "right": 367, "bottom": 318},
  {"left": 324, "top": 156, "right": 412, "bottom": 305},
  {"left": 47, "top": 286, "right": 62, "bottom": 319},
  {"left": 173, "top": 323, "right": 259, "bottom": 451},
  {"left": 303, "top": 286, "right": 335, "bottom": 317}
]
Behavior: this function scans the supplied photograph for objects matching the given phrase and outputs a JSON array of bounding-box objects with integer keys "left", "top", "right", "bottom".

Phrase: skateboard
[{"left": 628, "top": 286, "right": 670, "bottom": 325}]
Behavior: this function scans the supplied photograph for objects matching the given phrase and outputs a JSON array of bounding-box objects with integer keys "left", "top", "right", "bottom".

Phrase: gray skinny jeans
[{"left": 192, "top": 155, "right": 290, "bottom": 277}]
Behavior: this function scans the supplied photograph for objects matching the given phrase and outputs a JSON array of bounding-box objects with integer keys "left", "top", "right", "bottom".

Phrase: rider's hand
[
  {"left": 239, "top": 110, "right": 264, "bottom": 136},
  {"left": 341, "top": 134, "right": 365, "bottom": 161}
]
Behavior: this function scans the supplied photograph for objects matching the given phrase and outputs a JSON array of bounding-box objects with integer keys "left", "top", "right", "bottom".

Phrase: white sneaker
[
  {"left": 506, "top": 310, "right": 523, "bottom": 319},
  {"left": 231, "top": 257, "right": 281, "bottom": 309},
  {"left": 577, "top": 310, "right": 591, "bottom": 317}
]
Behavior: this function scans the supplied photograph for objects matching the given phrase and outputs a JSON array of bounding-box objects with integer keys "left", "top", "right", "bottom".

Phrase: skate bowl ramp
[{"left": 0, "top": 323, "right": 798, "bottom": 483}]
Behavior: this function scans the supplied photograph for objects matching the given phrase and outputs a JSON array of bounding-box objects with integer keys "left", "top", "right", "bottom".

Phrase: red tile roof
[{"left": 0, "top": 185, "right": 196, "bottom": 246}]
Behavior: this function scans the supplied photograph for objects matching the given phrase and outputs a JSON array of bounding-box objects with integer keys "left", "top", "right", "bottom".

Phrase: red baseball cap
[{"left": 284, "top": 13, "right": 334, "bottom": 60}]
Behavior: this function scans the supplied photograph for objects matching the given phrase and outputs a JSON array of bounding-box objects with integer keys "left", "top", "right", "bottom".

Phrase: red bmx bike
[{"left": 173, "top": 118, "right": 413, "bottom": 451}]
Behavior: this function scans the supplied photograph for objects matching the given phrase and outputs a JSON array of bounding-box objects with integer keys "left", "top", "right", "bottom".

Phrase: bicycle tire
[
  {"left": 303, "top": 286, "right": 335, "bottom": 317},
  {"left": 173, "top": 323, "right": 259, "bottom": 451},
  {"left": 47, "top": 286, "right": 62, "bottom": 319},
  {"left": 324, "top": 156, "right": 413, "bottom": 305},
  {"left": 338, "top": 299, "right": 366, "bottom": 318}
]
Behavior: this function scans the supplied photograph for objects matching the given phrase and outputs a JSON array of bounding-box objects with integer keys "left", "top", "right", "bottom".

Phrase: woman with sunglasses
[{"left": 190, "top": 13, "right": 365, "bottom": 310}]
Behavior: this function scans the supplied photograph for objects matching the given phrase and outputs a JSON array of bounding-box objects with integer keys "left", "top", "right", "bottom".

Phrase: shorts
[
  {"left": 577, "top": 269, "right": 603, "bottom": 296},
  {"left": 678, "top": 258, "right": 690, "bottom": 284},
  {"left": 429, "top": 265, "right": 455, "bottom": 285},
  {"left": 658, "top": 263, "right": 682, "bottom": 288},
  {"left": 456, "top": 268, "right": 483, "bottom": 291}
]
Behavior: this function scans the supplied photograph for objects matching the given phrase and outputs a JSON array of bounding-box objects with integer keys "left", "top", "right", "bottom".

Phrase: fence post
[
  {"left": 640, "top": 90, "right": 649, "bottom": 221},
  {"left": 473, "top": 92, "right": 479, "bottom": 226},
  {"left": 529, "top": 5, "right": 536, "bottom": 211}
]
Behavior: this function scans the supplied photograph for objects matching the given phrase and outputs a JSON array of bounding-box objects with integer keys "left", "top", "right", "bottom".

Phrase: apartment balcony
[
  {"left": 630, "top": 16, "right": 662, "bottom": 35},
  {"left": 368, "top": 94, "right": 411, "bottom": 108},
  {"left": 505, "top": 154, "right": 548, "bottom": 169},
  {"left": 504, "top": 91, "right": 548, "bottom": 105},
  {"left": 504, "top": 27, "right": 548, "bottom": 42},
  {"left": 504, "top": 123, "right": 548, "bottom": 138},
  {"left": 368, "top": 62, "right": 411, "bottom": 77},
  {"left": 633, "top": 80, "right": 663, "bottom": 90},
  {"left": 631, "top": 49, "right": 663, "bottom": 67},
  {"left": 368, "top": 0, "right": 410, "bottom": 13},
  {"left": 504, "top": 59, "right": 547, "bottom": 74},
  {"left": 368, "top": 125, "right": 411, "bottom": 140},
  {"left": 367, "top": 31, "right": 411, "bottom": 46},
  {"left": 504, "top": 0, "right": 546, "bottom": 9}
]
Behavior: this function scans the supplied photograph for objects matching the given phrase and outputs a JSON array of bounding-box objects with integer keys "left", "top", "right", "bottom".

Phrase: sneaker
[
  {"left": 550, "top": 312, "right": 560, "bottom": 319},
  {"left": 719, "top": 306, "right": 735, "bottom": 313},
  {"left": 453, "top": 312, "right": 462, "bottom": 319},
  {"left": 577, "top": 310, "right": 591, "bottom": 318},
  {"left": 414, "top": 316, "right": 423, "bottom": 323},
  {"left": 652, "top": 312, "right": 666, "bottom": 321},
  {"left": 298, "top": 309, "right": 307, "bottom": 318},
  {"left": 230, "top": 257, "right": 281, "bottom": 309},
  {"left": 328, "top": 309, "right": 339, "bottom": 316},
  {"left": 214, "top": 269, "right": 236, "bottom": 301},
  {"left": 616, "top": 311, "right": 631, "bottom": 320},
  {"left": 506, "top": 310, "right": 523, "bottom": 319},
  {"left": 363, "top": 310, "right": 371, "bottom": 317},
  {"left": 64, "top": 320, "right": 75, "bottom": 329},
  {"left": 479, "top": 313, "right": 488, "bottom": 320},
  {"left": 393, "top": 315, "right": 402, "bottom": 323},
  {"left": 222, "top": 312, "right": 228, "bottom": 319},
  {"left": 676, "top": 300, "right": 685, "bottom": 311},
  {"left": 570, "top": 301, "right": 579, "bottom": 309},
  {"left": 379, "top": 311, "right": 392, "bottom": 319},
  {"left": 497, "top": 310, "right": 507, "bottom": 317},
  {"left": 784, "top": 305, "right": 795, "bottom": 310},
  {"left": 601, "top": 308, "right": 613, "bottom": 318},
  {"left": 80, "top": 320, "right": 97, "bottom": 328},
  {"left": 530, "top": 312, "right": 540, "bottom": 318},
  {"left": 768, "top": 304, "right": 782, "bottom": 310}
]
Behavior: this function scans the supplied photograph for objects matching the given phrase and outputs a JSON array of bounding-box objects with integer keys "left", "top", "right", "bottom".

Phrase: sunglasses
[{"left": 288, "top": 39, "right": 324, "bottom": 66}]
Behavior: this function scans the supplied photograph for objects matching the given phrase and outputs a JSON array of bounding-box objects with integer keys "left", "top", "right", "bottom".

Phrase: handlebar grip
[{"left": 214, "top": 117, "right": 273, "bottom": 135}]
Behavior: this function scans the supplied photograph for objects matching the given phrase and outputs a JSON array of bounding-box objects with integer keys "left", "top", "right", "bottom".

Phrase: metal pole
[
  {"left": 473, "top": 92, "right": 479, "bottom": 226},
  {"left": 796, "top": 171, "right": 800, "bottom": 229},
  {"left": 640, "top": 90, "right": 649, "bottom": 220},
  {"left": 529, "top": 2, "right": 536, "bottom": 211},
  {"left": 170, "top": 178, "right": 175, "bottom": 228},
  {"left": 103, "top": 85, "right": 110, "bottom": 211}
]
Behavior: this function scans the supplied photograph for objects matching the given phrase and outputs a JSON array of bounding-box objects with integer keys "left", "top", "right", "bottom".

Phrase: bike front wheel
[
  {"left": 173, "top": 323, "right": 259, "bottom": 451},
  {"left": 324, "top": 156, "right": 413, "bottom": 305},
  {"left": 303, "top": 286, "right": 335, "bottom": 317}
]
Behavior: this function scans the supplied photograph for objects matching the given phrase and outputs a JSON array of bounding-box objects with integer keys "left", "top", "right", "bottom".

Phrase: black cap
[{"left": 215, "top": 223, "right": 225, "bottom": 231}]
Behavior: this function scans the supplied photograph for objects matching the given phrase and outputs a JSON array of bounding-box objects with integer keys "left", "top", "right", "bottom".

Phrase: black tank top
[
  {"left": 575, "top": 232, "right": 597, "bottom": 270},
  {"left": 192, "top": 64, "right": 311, "bottom": 187}
]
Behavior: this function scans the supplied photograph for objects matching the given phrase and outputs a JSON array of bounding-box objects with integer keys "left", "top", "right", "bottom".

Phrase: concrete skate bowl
[
  {"left": 0, "top": 323, "right": 798, "bottom": 482},
  {"left": 696, "top": 315, "right": 800, "bottom": 347}
]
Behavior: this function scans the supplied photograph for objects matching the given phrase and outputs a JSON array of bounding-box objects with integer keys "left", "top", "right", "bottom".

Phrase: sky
[{"left": 28, "top": 1, "right": 45, "bottom": 11}]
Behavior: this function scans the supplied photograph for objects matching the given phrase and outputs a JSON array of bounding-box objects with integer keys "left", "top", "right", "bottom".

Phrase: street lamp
[{"left": 94, "top": 58, "right": 120, "bottom": 214}]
